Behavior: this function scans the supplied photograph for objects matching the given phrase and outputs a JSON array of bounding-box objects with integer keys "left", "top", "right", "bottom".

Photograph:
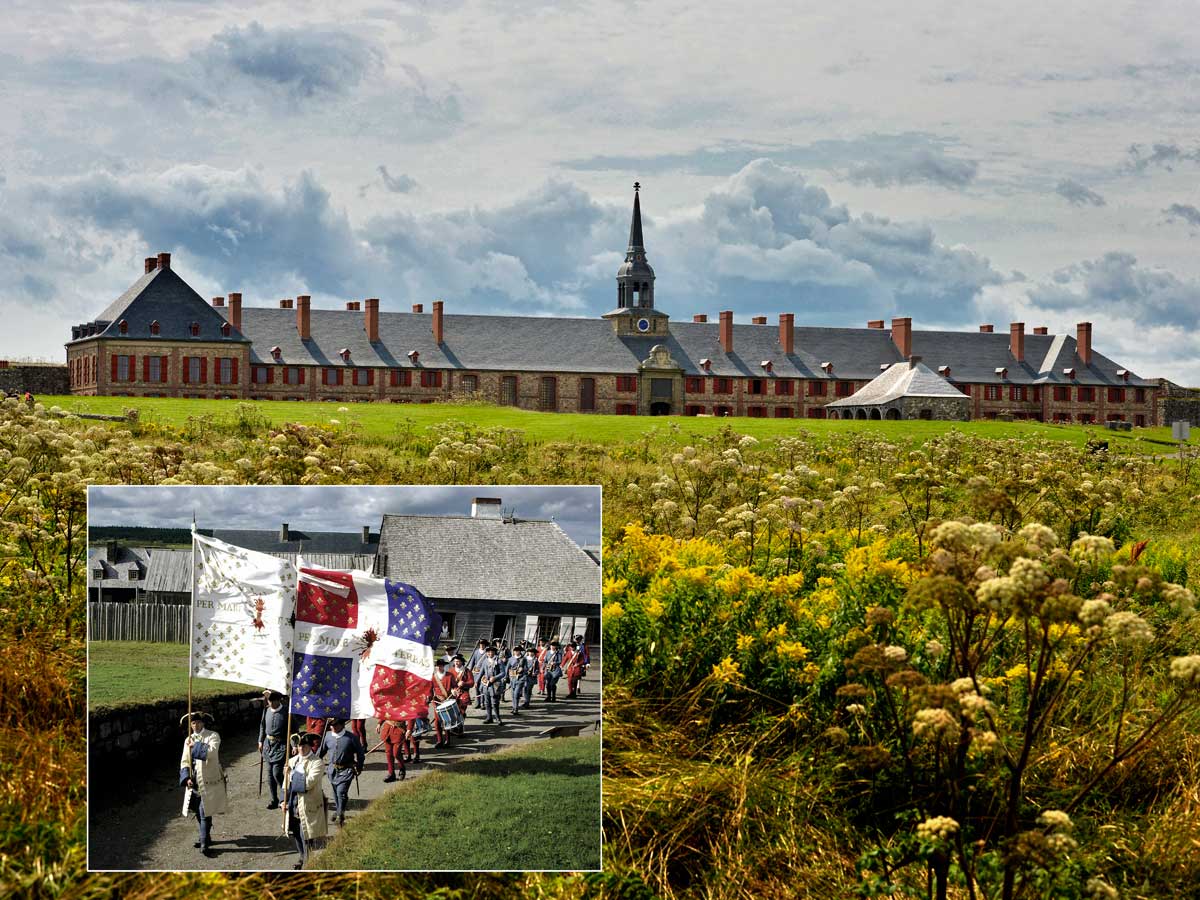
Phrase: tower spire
[{"left": 628, "top": 181, "right": 644, "bottom": 251}]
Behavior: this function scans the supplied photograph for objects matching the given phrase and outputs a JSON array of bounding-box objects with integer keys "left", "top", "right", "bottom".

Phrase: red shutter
[
  {"left": 141, "top": 356, "right": 149, "bottom": 382},
  {"left": 183, "top": 357, "right": 190, "bottom": 384},
  {"left": 200, "top": 358, "right": 208, "bottom": 384},
  {"left": 322, "top": 368, "right": 329, "bottom": 386},
  {"left": 267, "top": 366, "right": 275, "bottom": 384},
  {"left": 160, "top": 356, "right": 168, "bottom": 383},
  {"left": 231, "top": 358, "right": 239, "bottom": 385},
  {"left": 367, "top": 369, "right": 375, "bottom": 386},
  {"left": 299, "top": 367, "right": 306, "bottom": 385},
  {"left": 337, "top": 369, "right": 344, "bottom": 386},
  {"left": 111, "top": 355, "right": 118, "bottom": 382}
]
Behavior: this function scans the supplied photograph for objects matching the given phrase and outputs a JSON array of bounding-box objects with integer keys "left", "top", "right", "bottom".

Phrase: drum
[
  {"left": 410, "top": 717, "right": 434, "bottom": 741},
  {"left": 436, "top": 697, "right": 463, "bottom": 730}
]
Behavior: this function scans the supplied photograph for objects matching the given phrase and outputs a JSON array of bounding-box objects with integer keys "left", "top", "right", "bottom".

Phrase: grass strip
[{"left": 88, "top": 640, "right": 252, "bottom": 711}]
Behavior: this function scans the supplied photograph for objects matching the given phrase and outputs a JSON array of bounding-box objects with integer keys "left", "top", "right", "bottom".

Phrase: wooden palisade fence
[{"left": 88, "top": 602, "right": 189, "bottom": 643}]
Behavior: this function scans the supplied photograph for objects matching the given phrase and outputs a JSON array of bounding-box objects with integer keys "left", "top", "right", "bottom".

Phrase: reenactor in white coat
[
  {"left": 178, "top": 711, "right": 227, "bottom": 858},
  {"left": 284, "top": 731, "right": 327, "bottom": 869}
]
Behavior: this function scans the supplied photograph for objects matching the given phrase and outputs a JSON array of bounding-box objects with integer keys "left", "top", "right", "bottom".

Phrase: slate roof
[
  {"left": 376, "top": 514, "right": 601, "bottom": 606},
  {"left": 211, "top": 528, "right": 378, "bottom": 555},
  {"left": 67, "top": 267, "right": 250, "bottom": 346},
  {"left": 228, "top": 305, "right": 1152, "bottom": 387},
  {"left": 87, "top": 546, "right": 151, "bottom": 589},
  {"left": 827, "top": 359, "right": 970, "bottom": 407}
]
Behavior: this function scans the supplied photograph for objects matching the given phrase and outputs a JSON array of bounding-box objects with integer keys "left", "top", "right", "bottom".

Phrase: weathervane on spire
[{"left": 633, "top": 181, "right": 640, "bottom": 192}]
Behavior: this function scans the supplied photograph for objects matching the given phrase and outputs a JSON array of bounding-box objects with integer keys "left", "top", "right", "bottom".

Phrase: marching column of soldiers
[{"left": 179, "top": 634, "right": 592, "bottom": 869}]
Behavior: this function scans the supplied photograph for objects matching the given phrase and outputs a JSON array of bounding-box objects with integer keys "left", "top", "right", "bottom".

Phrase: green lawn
[
  {"left": 88, "top": 641, "right": 254, "bottom": 711},
  {"left": 45, "top": 394, "right": 1194, "bottom": 452},
  {"left": 313, "top": 734, "right": 601, "bottom": 871}
]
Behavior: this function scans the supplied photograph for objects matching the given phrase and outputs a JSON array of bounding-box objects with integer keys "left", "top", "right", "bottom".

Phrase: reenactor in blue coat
[
  {"left": 519, "top": 644, "right": 538, "bottom": 709},
  {"left": 543, "top": 640, "right": 564, "bottom": 702},
  {"left": 468, "top": 639, "right": 489, "bottom": 709},
  {"left": 319, "top": 717, "right": 364, "bottom": 826},
  {"left": 257, "top": 690, "right": 287, "bottom": 810},
  {"left": 506, "top": 646, "right": 530, "bottom": 716},
  {"left": 478, "top": 645, "right": 506, "bottom": 725}
]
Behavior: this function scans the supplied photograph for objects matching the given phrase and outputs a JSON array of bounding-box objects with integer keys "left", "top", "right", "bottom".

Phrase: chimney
[
  {"left": 345, "top": 301, "right": 360, "bottom": 311},
  {"left": 279, "top": 298, "right": 293, "bottom": 309},
  {"left": 297, "top": 295, "right": 311, "bottom": 341},
  {"left": 361, "top": 525, "right": 371, "bottom": 543},
  {"left": 751, "top": 315, "right": 767, "bottom": 325},
  {"left": 867, "top": 319, "right": 884, "bottom": 329},
  {"left": 212, "top": 296, "right": 225, "bottom": 307},
  {"left": 719, "top": 310, "right": 733, "bottom": 354},
  {"left": 365, "top": 298, "right": 380, "bottom": 342},
  {"left": 1033, "top": 326, "right": 1048, "bottom": 335},
  {"left": 1009, "top": 322, "right": 1024, "bottom": 363},
  {"left": 891, "top": 316, "right": 912, "bottom": 358},
  {"left": 157, "top": 252, "right": 171, "bottom": 271},
  {"left": 693, "top": 314, "right": 708, "bottom": 323},
  {"left": 229, "top": 292, "right": 242, "bottom": 330},
  {"left": 979, "top": 324, "right": 993, "bottom": 333},
  {"left": 908, "top": 355, "right": 922, "bottom": 369},
  {"left": 144, "top": 256, "right": 157, "bottom": 274},
  {"left": 471, "top": 497, "right": 503, "bottom": 519},
  {"left": 412, "top": 303, "right": 424, "bottom": 313},
  {"left": 280, "top": 523, "right": 290, "bottom": 543},
  {"left": 433, "top": 300, "right": 444, "bottom": 345},
  {"left": 106, "top": 540, "right": 119, "bottom": 560},
  {"left": 1076, "top": 322, "right": 1092, "bottom": 366},
  {"left": 778, "top": 313, "right": 794, "bottom": 355}
]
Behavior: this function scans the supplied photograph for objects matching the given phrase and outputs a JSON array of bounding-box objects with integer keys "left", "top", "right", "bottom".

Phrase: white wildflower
[
  {"left": 1037, "top": 809, "right": 1072, "bottom": 830},
  {"left": 916, "top": 816, "right": 959, "bottom": 842},
  {"left": 1104, "top": 611, "right": 1154, "bottom": 649},
  {"left": 924, "top": 639, "right": 945, "bottom": 658},
  {"left": 1078, "top": 597, "right": 1112, "bottom": 627},
  {"left": 1169, "top": 655, "right": 1200, "bottom": 690},
  {"left": 883, "top": 645, "right": 908, "bottom": 663}
]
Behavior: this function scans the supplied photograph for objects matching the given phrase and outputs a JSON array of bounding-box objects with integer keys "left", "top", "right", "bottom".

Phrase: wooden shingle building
[{"left": 66, "top": 187, "right": 1158, "bottom": 424}]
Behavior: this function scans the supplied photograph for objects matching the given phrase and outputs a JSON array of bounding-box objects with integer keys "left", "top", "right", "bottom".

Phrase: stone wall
[
  {"left": 0, "top": 362, "right": 69, "bottom": 395},
  {"left": 1157, "top": 379, "right": 1200, "bottom": 427},
  {"left": 89, "top": 690, "right": 262, "bottom": 777}
]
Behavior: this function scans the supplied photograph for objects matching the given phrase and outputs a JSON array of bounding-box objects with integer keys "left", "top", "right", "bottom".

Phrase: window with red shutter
[
  {"left": 685, "top": 376, "right": 704, "bottom": 393},
  {"left": 160, "top": 356, "right": 168, "bottom": 383},
  {"left": 774, "top": 379, "right": 793, "bottom": 395},
  {"left": 773, "top": 406, "right": 793, "bottom": 417},
  {"left": 143, "top": 356, "right": 150, "bottom": 382},
  {"left": 111, "top": 355, "right": 118, "bottom": 382},
  {"left": 200, "top": 358, "right": 208, "bottom": 383}
]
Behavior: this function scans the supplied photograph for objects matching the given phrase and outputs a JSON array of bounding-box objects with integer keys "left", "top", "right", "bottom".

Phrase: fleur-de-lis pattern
[
  {"left": 297, "top": 567, "right": 357, "bottom": 629},
  {"left": 290, "top": 651, "right": 353, "bottom": 719}
]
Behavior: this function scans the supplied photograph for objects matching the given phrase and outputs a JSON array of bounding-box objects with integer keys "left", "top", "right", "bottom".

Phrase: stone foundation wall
[
  {"left": 89, "top": 690, "right": 262, "bottom": 777},
  {"left": 0, "top": 362, "right": 69, "bottom": 395},
  {"left": 1157, "top": 379, "right": 1200, "bottom": 427}
]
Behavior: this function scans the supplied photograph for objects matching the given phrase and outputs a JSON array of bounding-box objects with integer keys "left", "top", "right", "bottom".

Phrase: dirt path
[{"left": 89, "top": 667, "right": 601, "bottom": 872}]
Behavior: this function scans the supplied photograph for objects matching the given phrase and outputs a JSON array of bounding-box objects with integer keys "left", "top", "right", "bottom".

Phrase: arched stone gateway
[
  {"left": 885, "top": 408, "right": 901, "bottom": 420},
  {"left": 829, "top": 411, "right": 840, "bottom": 420},
  {"left": 854, "top": 409, "right": 867, "bottom": 420},
  {"left": 869, "top": 409, "right": 882, "bottom": 420}
]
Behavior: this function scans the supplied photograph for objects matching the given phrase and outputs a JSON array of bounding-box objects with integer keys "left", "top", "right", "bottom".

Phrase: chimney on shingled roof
[
  {"left": 144, "top": 256, "right": 157, "bottom": 274},
  {"left": 297, "top": 295, "right": 311, "bottom": 341},
  {"left": 229, "top": 292, "right": 242, "bottom": 331},
  {"left": 365, "top": 298, "right": 380, "bottom": 342},
  {"left": 1033, "top": 326, "right": 1048, "bottom": 335},
  {"left": 1010, "top": 322, "right": 1024, "bottom": 363},
  {"left": 157, "top": 252, "right": 171, "bottom": 271},
  {"left": 693, "top": 314, "right": 707, "bottom": 323},
  {"left": 867, "top": 320, "right": 884, "bottom": 329},
  {"left": 779, "top": 313, "right": 794, "bottom": 355},
  {"left": 1077, "top": 322, "right": 1092, "bottom": 366},
  {"left": 433, "top": 300, "right": 444, "bottom": 345},
  {"left": 979, "top": 324, "right": 993, "bottom": 333},
  {"left": 891, "top": 317, "right": 912, "bottom": 358},
  {"left": 719, "top": 310, "right": 733, "bottom": 354}
]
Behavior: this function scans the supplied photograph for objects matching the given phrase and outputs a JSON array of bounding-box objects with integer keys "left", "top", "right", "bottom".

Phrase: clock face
[{"left": 636, "top": 318, "right": 651, "bottom": 333}]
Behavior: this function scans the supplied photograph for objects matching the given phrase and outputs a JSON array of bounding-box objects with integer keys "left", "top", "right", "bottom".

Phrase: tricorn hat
[{"left": 179, "top": 710, "right": 214, "bottom": 726}]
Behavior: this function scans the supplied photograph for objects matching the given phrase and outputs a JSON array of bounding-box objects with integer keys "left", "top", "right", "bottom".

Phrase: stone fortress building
[{"left": 66, "top": 185, "right": 1158, "bottom": 424}]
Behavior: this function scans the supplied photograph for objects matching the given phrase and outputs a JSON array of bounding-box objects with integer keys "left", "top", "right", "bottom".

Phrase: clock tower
[{"left": 604, "top": 183, "right": 670, "bottom": 337}]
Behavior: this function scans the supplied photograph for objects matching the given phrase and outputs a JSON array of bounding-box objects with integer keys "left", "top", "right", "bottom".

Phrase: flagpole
[
  {"left": 282, "top": 540, "right": 301, "bottom": 836},
  {"left": 186, "top": 512, "right": 197, "bottom": 789}
]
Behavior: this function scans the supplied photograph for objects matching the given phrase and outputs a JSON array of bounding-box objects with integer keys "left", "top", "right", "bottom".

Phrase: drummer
[{"left": 428, "top": 657, "right": 459, "bottom": 749}]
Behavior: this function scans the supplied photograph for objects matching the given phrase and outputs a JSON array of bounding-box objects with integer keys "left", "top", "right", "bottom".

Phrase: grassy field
[
  {"left": 88, "top": 641, "right": 255, "bottom": 711},
  {"left": 314, "top": 734, "right": 602, "bottom": 871},
  {"left": 47, "top": 394, "right": 1194, "bottom": 452}
]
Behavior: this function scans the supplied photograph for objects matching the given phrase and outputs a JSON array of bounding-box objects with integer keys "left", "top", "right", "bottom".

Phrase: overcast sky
[
  {"left": 88, "top": 485, "right": 602, "bottom": 547},
  {"left": 4, "top": 2, "right": 1200, "bottom": 383}
]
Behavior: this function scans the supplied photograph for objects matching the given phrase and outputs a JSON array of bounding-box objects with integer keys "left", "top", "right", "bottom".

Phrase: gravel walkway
[{"left": 88, "top": 670, "right": 601, "bottom": 872}]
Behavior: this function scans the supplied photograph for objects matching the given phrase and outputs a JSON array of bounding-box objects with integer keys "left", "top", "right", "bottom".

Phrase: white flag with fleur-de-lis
[{"left": 192, "top": 531, "right": 296, "bottom": 693}]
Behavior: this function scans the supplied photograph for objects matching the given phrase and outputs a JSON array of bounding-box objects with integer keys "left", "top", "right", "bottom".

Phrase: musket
[{"left": 257, "top": 700, "right": 266, "bottom": 798}]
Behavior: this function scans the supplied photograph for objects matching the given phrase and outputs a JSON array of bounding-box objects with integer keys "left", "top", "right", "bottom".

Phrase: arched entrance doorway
[
  {"left": 854, "top": 409, "right": 867, "bottom": 420},
  {"left": 885, "top": 408, "right": 901, "bottom": 420},
  {"left": 869, "top": 409, "right": 882, "bottom": 420},
  {"left": 650, "top": 402, "right": 672, "bottom": 416}
]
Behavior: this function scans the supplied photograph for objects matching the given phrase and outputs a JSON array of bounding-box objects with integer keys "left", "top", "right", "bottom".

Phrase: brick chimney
[
  {"left": 279, "top": 298, "right": 293, "bottom": 309},
  {"left": 228, "top": 292, "right": 242, "bottom": 330},
  {"left": 433, "top": 300, "right": 444, "bottom": 345},
  {"left": 779, "top": 313, "right": 794, "bottom": 355},
  {"left": 867, "top": 319, "right": 884, "bottom": 329},
  {"left": 211, "top": 296, "right": 224, "bottom": 307},
  {"left": 345, "top": 301, "right": 360, "bottom": 311},
  {"left": 693, "top": 314, "right": 707, "bottom": 323},
  {"left": 471, "top": 497, "right": 503, "bottom": 519},
  {"left": 979, "top": 324, "right": 993, "bottom": 333},
  {"left": 719, "top": 310, "right": 733, "bottom": 354},
  {"left": 751, "top": 315, "right": 767, "bottom": 325},
  {"left": 1009, "top": 322, "right": 1024, "bottom": 363},
  {"left": 280, "top": 523, "right": 290, "bottom": 542},
  {"left": 891, "top": 316, "right": 912, "bottom": 358},
  {"left": 144, "top": 256, "right": 157, "bottom": 274},
  {"left": 361, "top": 525, "right": 371, "bottom": 543},
  {"left": 157, "top": 252, "right": 171, "bottom": 271},
  {"left": 412, "top": 303, "right": 424, "bottom": 313},
  {"left": 1076, "top": 322, "right": 1092, "bottom": 366},
  {"left": 1033, "top": 326, "right": 1048, "bottom": 335},
  {"left": 365, "top": 298, "right": 380, "bottom": 342},
  {"left": 297, "top": 295, "right": 311, "bottom": 341}
]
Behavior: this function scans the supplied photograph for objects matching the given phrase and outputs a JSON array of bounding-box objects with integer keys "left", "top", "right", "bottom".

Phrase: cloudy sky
[
  {"left": 88, "top": 485, "right": 602, "bottom": 546},
  {"left": 3, "top": 1, "right": 1199, "bottom": 382}
]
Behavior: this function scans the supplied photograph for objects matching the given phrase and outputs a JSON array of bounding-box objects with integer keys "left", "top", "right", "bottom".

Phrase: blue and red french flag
[{"left": 290, "top": 565, "right": 442, "bottom": 721}]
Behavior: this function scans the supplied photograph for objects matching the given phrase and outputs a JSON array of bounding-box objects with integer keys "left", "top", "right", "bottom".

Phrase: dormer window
[
  {"left": 408, "top": 350, "right": 420, "bottom": 364},
  {"left": 1062, "top": 367, "right": 1076, "bottom": 380},
  {"left": 271, "top": 346, "right": 282, "bottom": 362},
  {"left": 220, "top": 322, "right": 232, "bottom": 337},
  {"left": 190, "top": 322, "right": 200, "bottom": 337},
  {"left": 938, "top": 365, "right": 951, "bottom": 377},
  {"left": 821, "top": 361, "right": 833, "bottom": 374},
  {"left": 149, "top": 320, "right": 160, "bottom": 336},
  {"left": 118, "top": 319, "right": 128, "bottom": 335},
  {"left": 760, "top": 360, "right": 773, "bottom": 373},
  {"left": 1116, "top": 369, "right": 1130, "bottom": 382},
  {"left": 340, "top": 348, "right": 351, "bottom": 362},
  {"left": 995, "top": 367, "right": 1008, "bottom": 379},
  {"left": 880, "top": 363, "right": 891, "bottom": 371},
  {"left": 699, "top": 358, "right": 712, "bottom": 372}
]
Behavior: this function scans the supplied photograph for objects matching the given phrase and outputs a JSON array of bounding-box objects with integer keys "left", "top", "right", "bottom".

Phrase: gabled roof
[
  {"left": 826, "top": 359, "right": 968, "bottom": 407},
  {"left": 376, "top": 514, "right": 601, "bottom": 606},
  {"left": 68, "top": 267, "right": 250, "bottom": 345},
  {"left": 87, "top": 546, "right": 151, "bottom": 589}
]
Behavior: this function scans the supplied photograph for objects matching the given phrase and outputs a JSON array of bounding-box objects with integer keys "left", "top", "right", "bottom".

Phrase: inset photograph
[{"left": 86, "top": 485, "right": 601, "bottom": 872}]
